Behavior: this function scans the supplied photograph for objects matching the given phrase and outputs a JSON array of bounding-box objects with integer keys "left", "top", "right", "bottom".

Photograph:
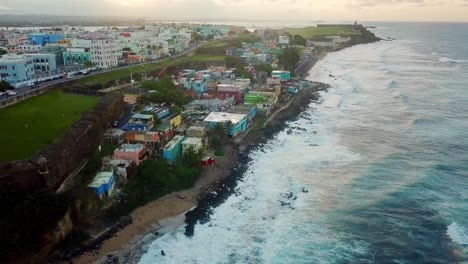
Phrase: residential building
[
  {"left": 41, "top": 45, "right": 65, "bottom": 66},
  {"left": 164, "top": 113, "right": 182, "bottom": 128},
  {"left": 204, "top": 112, "right": 248, "bottom": 137},
  {"left": 113, "top": 143, "right": 147, "bottom": 165},
  {"left": 28, "top": 33, "right": 63, "bottom": 46},
  {"left": 24, "top": 53, "right": 58, "bottom": 73},
  {"left": 182, "top": 137, "right": 203, "bottom": 153},
  {"left": 88, "top": 170, "right": 115, "bottom": 200},
  {"left": 103, "top": 129, "right": 126, "bottom": 145},
  {"left": 128, "top": 114, "right": 155, "bottom": 130},
  {"left": 278, "top": 35, "right": 290, "bottom": 45},
  {"left": 162, "top": 135, "right": 186, "bottom": 163},
  {"left": 17, "top": 43, "right": 42, "bottom": 54},
  {"left": 155, "top": 124, "right": 174, "bottom": 143},
  {"left": 0, "top": 55, "right": 35, "bottom": 84},
  {"left": 125, "top": 131, "right": 160, "bottom": 144},
  {"left": 272, "top": 70, "right": 291, "bottom": 81},
  {"left": 186, "top": 126, "right": 207, "bottom": 138},
  {"left": 63, "top": 48, "right": 91, "bottom": 65}
]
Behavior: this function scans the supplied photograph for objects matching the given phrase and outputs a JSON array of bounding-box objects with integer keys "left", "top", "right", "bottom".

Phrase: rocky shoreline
[{"left": 82, "top": 81, "right": 328, "bottom": 264}]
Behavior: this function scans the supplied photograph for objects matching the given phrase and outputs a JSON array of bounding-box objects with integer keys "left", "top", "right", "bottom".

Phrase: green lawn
[
  {"left": 201, "top": 41, "right": 228, "bottom": 48},
  {"left": 284, "top": 25, "right": 358, "bottom": 39},
  {"left": 0, "top": 90, "right": 98, "bottom": 162},
  {"left": 79, "top": 54, "right": 226, "bottom": 85}
]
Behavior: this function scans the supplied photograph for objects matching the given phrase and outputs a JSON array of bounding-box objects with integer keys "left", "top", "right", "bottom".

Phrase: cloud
[{"left": 347, "top": 0, "right": 426, "bottom": 7}]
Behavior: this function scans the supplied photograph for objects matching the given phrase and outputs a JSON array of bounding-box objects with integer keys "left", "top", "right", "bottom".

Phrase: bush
[{"left": 214, "top": 149, "right": 225, "bottom": 157}]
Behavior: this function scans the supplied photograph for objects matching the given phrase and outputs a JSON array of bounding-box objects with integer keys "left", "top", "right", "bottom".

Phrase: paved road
[{"left": 0, "top": 41, "right": 206, "bottom": 103}]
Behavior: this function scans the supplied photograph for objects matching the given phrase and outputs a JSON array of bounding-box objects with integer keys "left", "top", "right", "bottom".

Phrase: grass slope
[
  {"left": 284, "top": 25, "right": 358, "bottom": 39},
  {"left": 0, "top": 90, "right": 98, "bottom": 162}
]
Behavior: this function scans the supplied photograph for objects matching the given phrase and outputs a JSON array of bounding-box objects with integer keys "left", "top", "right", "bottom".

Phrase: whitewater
[{"left": 138, "top": 23, "right": 468, "bottom": 263}]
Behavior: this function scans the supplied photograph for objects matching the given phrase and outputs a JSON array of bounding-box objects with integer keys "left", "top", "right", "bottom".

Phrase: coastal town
[{"left": 0, "top": 21, "right": 379, "bottom": 264}]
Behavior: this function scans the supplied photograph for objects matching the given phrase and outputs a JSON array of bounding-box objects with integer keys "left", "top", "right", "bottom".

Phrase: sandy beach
[{"left": 71, "top": 144, "right": 239, "bottom": 264}]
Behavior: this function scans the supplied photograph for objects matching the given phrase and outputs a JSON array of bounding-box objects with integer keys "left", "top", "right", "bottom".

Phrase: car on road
[{"left": 7, "top": 91, "right": 17, "bottom": 96}]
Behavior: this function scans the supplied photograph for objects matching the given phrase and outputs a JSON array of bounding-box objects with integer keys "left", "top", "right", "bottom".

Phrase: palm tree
[{"left": 225, "top": 120, "right": 233, "bottom": 137}]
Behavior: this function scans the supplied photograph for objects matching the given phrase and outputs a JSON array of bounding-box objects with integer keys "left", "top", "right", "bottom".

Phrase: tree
[
  {"left": 254, "top": 63, "right": 273, "bottom": 75},
  {"left": 0, "top": 80, "right": 13, "bottom": 92},
  {"left": 83, "top": 60, "right": 93, "bottom": 68},
  {"left": 293, "top": 35, "right": 307, "bottom": 46},
  {"left": 225, "top": 120, "right": 233, "bottom": 137},
  {"left": 181, "top": 146, "right": 204, "bottom": 170},
  {"left": 0, "top": 48, "right": 7, "bottom": 56},
  {"left": 225, "top": 56, "right": 243, "bottom": 69},
  {"left": 278, "top": 47, "right": 301, "bottom": 74}
]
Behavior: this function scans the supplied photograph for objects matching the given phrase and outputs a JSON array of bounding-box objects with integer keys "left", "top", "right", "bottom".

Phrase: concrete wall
[{"left": 0, "top": 93, "right": 125, "bottom": 192}]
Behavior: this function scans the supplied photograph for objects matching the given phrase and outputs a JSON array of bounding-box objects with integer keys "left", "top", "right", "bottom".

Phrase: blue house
[
  {"left": 204, "top": 112, "right": 248, "bottom": 137},
  {"left": 28, "top": 33, "right": 63, "bottom": 46},
  {"left": 191, "top": 80, "right": 207, "bottom": 94},
  {"left": 121, "top": 123, "right": 149, "bottom": 131},
  {"left": 162, "top": 135, "right": 186, "bottom": 163},
  {"left": 88, "top": 170, "right": 115, "bottom": 200}
]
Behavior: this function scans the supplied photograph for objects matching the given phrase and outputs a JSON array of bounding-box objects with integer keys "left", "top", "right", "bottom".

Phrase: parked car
[
  {"left": 7, "top": 91, "right": 17, "bottom": 96},
  {"left": 112, "top": 121, "right": 119, "bottom": 128}
]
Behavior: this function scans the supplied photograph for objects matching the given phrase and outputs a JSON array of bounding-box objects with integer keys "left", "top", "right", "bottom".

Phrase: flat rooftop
[
  {"left": 116, "top": 143, "right": 144, "bottom": 152},
  {"left": 204, "top": 112, "right": 247, "bottom": 124},
  {"left": 89, "top": 171, "right": 113, "bottom": 188},
  {"left": 132, "top": 114, "right": 153, "bottom": 120},
  {"left": 164, "top": 135, "right": 185, "bottom": 150},
  {"left": 182, "top": 137, "right": 203, "bottom": 145}
]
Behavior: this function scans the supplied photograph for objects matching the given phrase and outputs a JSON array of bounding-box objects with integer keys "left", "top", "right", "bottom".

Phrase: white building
[
  {"left": 72, "top": 32, "right": 120, "bottom": 68},
  {"left": 278, "top": 35, "right": 290, "bottom": 45}
]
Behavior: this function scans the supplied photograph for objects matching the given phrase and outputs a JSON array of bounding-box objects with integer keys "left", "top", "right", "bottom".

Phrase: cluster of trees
[
  {"left": 0, "top": 80, "right": 13, "bottom": 92},
  {"left": 278, "top": 47, "right": 301, "bottom": 74},
  {"left": 0, "top": 48, "right": 7, "bottom": 56},
  {"left": 140, "top": 76, "right": 192, "bottom": 106},
  {"left": 108, "top": 147, "right": 204, "bottom": 218}
]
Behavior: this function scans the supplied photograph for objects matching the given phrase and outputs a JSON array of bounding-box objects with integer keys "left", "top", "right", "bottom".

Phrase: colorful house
[
  {"left": 204, "top": 112, "right": 248, "bottom": 137},
  {"left": 128, "top": 114, "right": 155, "bottom": 130},
  {"left": 125, "top": 131, "right": 160, "bottom": 144},
  {"left": 272, "top": 70, "right": 291, "bottom": 81},
  {"left": 162, "top": 135, "right": 186, "bottom": 163},
  {"left": 88, "top": 170, "right": 115, "bottom": 200},
  {"left": 29, "top": 33, "right": 63, "bottom": 46},
  {"left": 155, "top": 124, "right": 174, "bottom": 143},
  {"left": 165, "top": 113, "right": 183, "bottom": 128},
  {"left": 113, "top": 143, "right": 148, "bottom": 165}
]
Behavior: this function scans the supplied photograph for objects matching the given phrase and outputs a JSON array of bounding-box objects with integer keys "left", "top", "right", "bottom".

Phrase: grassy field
[
  {"left": 201, "top": 41, "right": 229, "bottom": 48},
  {"left": 0, "top": 90, "right": 98, "bottom": 162},
  {"left": 284, "top": 25, "right": 358, "bottom": 39}
]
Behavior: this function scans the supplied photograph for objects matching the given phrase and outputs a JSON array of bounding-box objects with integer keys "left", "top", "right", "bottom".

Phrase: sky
[{"left": 0, "top": 0, "right": 467, "bottom": 22}]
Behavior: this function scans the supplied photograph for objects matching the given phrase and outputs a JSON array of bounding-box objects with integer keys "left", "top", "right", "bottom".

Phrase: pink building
[{"left": 113, "top": 143, "right": 148, "bottom": 165}]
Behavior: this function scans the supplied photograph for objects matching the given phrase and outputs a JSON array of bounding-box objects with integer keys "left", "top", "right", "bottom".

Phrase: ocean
[{"left": 138, "top": 23, "right": 468, "bottom": 264}]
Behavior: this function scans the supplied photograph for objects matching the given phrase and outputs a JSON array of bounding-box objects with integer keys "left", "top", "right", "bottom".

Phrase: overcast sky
[{"left": 0, "top": 0, "right": 467, "bottom": 22}]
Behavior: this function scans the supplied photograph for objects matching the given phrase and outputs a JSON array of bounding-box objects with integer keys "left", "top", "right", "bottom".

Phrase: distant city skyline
[{"left": 0, "top": 0, "right": 467, "bottom": 22}]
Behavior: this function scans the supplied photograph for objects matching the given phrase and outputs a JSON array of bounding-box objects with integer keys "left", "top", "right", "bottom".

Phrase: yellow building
[
  {"left": 168, "top": 113, "right": 182, "bottom": 128},
  {"left": 57, "top": 39, "right": 72, "bottom": 47}
]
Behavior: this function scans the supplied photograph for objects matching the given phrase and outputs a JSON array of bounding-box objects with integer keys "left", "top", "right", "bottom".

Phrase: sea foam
[{"left": 447, "top": 222, "right": 468, "bottom": 246}]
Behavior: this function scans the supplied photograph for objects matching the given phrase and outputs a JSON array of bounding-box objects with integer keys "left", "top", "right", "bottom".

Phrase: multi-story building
[
  {"left": 16, "top": 43, "right": 42, "bottom": 54},
  {"left": 0, "top": 55, "right": 35, "bottom": 84},
  {"left": 41, "top": 45, "right": 64, "bottom": 66},
  {"left": 23, "top": 53, "right": 58, "bottom": 73},
  {"left": 74, "top": 32, "right": 119, "bottom": 68},
  {"left": 63, "top": 47, "right": 91, "bottom": 65},
  {"left": 28, "top": 33, "right": 64, "bottom": 46}
]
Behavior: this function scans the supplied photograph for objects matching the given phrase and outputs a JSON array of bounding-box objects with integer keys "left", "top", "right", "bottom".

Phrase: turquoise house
[
  {"left": 204, "top": 112, "right": 248, "bottom": 137},
  {"left": 162, "top": 135, "right": 186, "bottom": 163},
  {"left": 272, "top": 70, "right": 291, "bottom": 81}
]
